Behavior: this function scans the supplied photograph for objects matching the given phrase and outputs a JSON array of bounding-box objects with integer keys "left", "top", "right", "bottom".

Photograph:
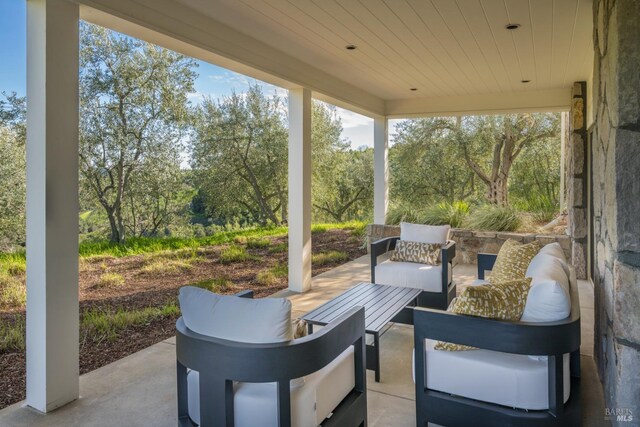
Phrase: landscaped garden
[{"left": 0, "top": 222, "right": 366, "bottom": 409}]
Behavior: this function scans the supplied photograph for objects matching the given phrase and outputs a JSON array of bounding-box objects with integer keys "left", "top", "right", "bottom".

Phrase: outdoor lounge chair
[
  {"left": 413, "top": 243, "right": 581, "bottom": 426},
  {"left": 370, "top": 222, "right": 456, "bottom": 311},
  {"left": 175, "top": 287, "right": 367, "bottom": 427}
]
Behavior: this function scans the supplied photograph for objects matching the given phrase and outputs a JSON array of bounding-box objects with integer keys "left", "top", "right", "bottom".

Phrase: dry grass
[
  {"left": 96, "top": 272, "right": 125, "bottom": 288},
  {"left": 190, "top": 277, "right": 233, "bottom": 293},
  {"left": 312, "top": 250, "right": 349, "bottom": 266},
  {"left": 255, "top": 271, "right": 279, "bottom": 286},
  {"left": 0, "top": 273, "right": 26, "bottom": 309}
]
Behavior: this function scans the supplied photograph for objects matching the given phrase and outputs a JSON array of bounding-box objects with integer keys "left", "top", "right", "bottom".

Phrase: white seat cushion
[
  {"left": 400, "top": 222, "right": 450, "bottom": 244},
  {"left": 375, "top": 259, "right": 448, "bottom": 292},
  {"left": 422, "top": 340, "right": 570, "bottom": 410},
  {"left": 187, "top": 347, "right": 355, "bottom": 426}
]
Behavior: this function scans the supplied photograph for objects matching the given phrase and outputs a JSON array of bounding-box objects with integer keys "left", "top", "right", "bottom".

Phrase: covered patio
[
  {"left": 0, "top": 258, "right": 607, "bottom": 426},
  {"left": 6, "top": 0, "right": 640, "bottom": 425}
]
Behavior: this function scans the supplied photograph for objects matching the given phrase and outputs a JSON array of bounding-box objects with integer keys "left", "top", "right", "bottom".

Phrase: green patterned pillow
[
  {"left": 390, "top": 240, "right": 440, "bottom": 265},
  {"left": 488, "top": 239, "right": 541, "bottom": 284},
  {"left": 435, "top": 277, "right": 532, "bottom": 351}
]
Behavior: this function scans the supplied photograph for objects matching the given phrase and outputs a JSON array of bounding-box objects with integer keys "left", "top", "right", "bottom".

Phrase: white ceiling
[{"left": 175, "top": 0, "right": 594, "bottom": 101}]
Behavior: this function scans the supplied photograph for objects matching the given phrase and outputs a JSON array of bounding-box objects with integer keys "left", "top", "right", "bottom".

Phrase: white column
[
  {"left": 373, "top": 116, "right": 389, "bottom": 224},
  {"left": 26, "top": 0, "right": 79, "bottom": 412},
  {"left": 288, "top": 88, "right": 312, "bottom": 293}
]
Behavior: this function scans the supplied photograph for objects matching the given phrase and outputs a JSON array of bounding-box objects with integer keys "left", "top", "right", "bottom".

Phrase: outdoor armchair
[
  {"left": 370, "top": 223, "right": 456, "bottom": 311},
  {"left": 176, "top": 287, "right": 367, "bottom": 427}
]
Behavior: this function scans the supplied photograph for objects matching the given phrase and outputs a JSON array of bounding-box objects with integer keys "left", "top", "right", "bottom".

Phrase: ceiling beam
[
  {"left": 78, "top": 0, "right": 385, "bottom": 117},
  {"left": 385, "top": 88, "right": 571, "bottom": 118}
]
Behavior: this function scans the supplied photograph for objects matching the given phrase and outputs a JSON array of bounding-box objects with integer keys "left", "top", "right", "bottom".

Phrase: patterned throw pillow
[
  {"left": 435, "top": 277, "right": 532, "bottom": 351},
  {"left": 488, "top": 239, "right": 541, "bottom": 284},
  {"left": 292, "top": 318, "right": 308, "bottom": 339},
  {"left": 390, "top": 240, "right": 441, "bottom": 265}
]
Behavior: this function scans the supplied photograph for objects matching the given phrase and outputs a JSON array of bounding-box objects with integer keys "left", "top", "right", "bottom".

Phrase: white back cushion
[
  {"left": 521, "top": 253, "right": 571, "bottom": 322},
  {"left": 179, "top": 286, "right": 292, "bottom": 342},
  {"left": 537, "top": 242, "right": 567, "bottom": 263},
  {"left": 400, "top": 222, "right": 450, "bottom": 244}
]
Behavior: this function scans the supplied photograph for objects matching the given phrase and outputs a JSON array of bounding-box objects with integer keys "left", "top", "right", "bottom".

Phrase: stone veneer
[
  {"left": 567, "top": 82, "right": 589, "bottom": 280},
  {"left": 592, "top": 0, "right": 640, "bottom": 418},
  {"left": 366, "top": 224, "right": 570, "bottom": 265}
]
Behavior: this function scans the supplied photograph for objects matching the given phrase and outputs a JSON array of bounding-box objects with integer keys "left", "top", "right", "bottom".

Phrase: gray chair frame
[
  {"left": 413, "top": 253, "right": 582, "bottom": 427},
  {"left": 370, "top": 237, "right": 456, "bottom": 312},
  {"left": 176, "top": 290, "right": 367, "bottom": 427}
]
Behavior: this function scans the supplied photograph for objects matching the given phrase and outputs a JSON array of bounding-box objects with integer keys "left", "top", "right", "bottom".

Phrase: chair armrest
[
  {"left": 441, "top": 240, "right": 455, "bottom": 265},
  {"left": 477, "top": 253, "right": 497, "bottom": 280},
  {"left": 413, "top": 306, "right": 580, "bottom": 356},
  {"left": 234, "top": 290, "right": 254, "bottom": 299},
  {"left": 370, "top": 236, "right": 400, "bottom": 282}
]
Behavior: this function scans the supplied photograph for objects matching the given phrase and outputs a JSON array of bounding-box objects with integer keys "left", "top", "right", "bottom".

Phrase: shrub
[
  {"left": 465, "top": 205, "right": 522, "bottom": 232},
  {"left": 255, "top": 271, "right": 278, "bottom": 286},
  {"left": 513, "top": 194, "right": 558, "bottom": 224},
  {"left": 0, "top": 315, "right": 25, "bottom": 352},
  {"left": 219, "top": 245, "right": 256, "bottom": 264},
  {"left": 191, "top": 277, "right": 232, "bottom": 293},
  {"left": 96, "top": 272, "right": 125, "bottom": 288},
  {"left": 422, "top": 201, "right": 469, "bottom": 228},
  {"left": 386, "top": 203, "right": 424, "bottom": 225},
  {"left": 0, "top": 273, "right": 26, "bottom": 308},
  {"left": 312, "top": 250, "right": 349, "bottom": 266}
]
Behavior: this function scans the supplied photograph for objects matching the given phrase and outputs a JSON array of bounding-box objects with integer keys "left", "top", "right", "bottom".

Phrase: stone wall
[
  {"left": 366, "top": 224, "right": 570, "bottom": 265},
  {"left": 567, "top": 82, "right": 589, "bottom": 279},
  {"left": 592, "top": 0, "right": 640, "bottom": 418}
]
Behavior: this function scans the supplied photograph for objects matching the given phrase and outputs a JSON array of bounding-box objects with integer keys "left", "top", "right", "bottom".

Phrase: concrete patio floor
[{"left": 0, "top": 256, "right": 607, "bottom": 426}]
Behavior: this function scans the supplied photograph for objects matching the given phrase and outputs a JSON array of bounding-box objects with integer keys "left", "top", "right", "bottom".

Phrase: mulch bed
[{"left": 0, "top": 229, "right": 366, "bottom": 410}]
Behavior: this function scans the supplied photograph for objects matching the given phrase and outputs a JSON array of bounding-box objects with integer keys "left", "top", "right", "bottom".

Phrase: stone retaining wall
[{"left": 366, "top": 224, "right": 571, "bottom": 265}]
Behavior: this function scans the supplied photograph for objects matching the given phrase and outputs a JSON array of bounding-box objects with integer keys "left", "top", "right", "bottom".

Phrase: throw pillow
[
  {"left": 435, "top": 277, "right": 532, "bottom": 351},
  {"left": 390, "top": 240, "right": 441, "bottom": 265},
  {"left": 488, "top": 239, "right": 541, "bottom": 284}
]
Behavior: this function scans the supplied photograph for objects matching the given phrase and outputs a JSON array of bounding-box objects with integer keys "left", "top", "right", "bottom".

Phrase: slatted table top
[{"left": 302, "top": 282, "right": 422, "bottom": 334}]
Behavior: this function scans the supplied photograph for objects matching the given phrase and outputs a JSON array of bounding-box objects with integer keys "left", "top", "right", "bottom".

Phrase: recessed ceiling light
[
  {"left": 345, "top": 44, "right": 357, "bottom": 50},
  {"left": 410, "top": 88, "right": 418, "bottom": 91},
  {"left": 521, "top": 79, "right": 531, "bottom": 83},
  {"left": 505, "top": 23, "right": 521, "bottom": 30}
]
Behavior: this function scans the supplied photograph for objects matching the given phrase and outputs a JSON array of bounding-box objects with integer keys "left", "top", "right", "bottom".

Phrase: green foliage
[
  {"left": 81, "top": 304, "right": 180, "bottom": 342},
  {"left": 97, "top": 272, "right": 125, "bottom": 288},
  {"left": 192, "top": 85, "right": 288, "bottom": 226},
  {"left": 312, "top": 250, "right": 349, "bottom": 266},
  {"left": 464, "top": 205, "right": 522, "bottom": 232},
  {"left": 190, "top": 277, "right": 232, "bottom": 293},
  {"left": 0, "top": 315, "right": 25, "bottom": 352},
  {"left": 386, "top": 203, "right": 425, "bottom": 225},
  {"left": 79, "top": 23, "right": 196, "bottom": 243},
  {"left": 513, "top": 194, "right": 558, "bottom": 224},
  {"left": 219, "top": 245, "right": 256, "bottom": 264},
  {"left": 422, "top": 201, "right": 469, "bottom": 228},
  {"left": 0, "top": 93, "right": 26, "bottom": 251},
  {"left": 312, "top": 104, "right": 373, "bottom": 222}
]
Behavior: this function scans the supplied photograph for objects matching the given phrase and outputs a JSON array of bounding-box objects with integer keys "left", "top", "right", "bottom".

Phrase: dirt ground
[{"left": 0, "top": 229, "right": 366, "bottom": 410}]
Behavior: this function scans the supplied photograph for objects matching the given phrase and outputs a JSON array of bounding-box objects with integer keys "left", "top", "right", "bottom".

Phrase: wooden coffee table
[{"left": 302, "top": 282, "right": 421, "bottom": 382}]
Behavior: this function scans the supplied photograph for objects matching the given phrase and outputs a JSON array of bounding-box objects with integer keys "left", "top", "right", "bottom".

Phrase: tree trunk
[
  {"left": 486, "top": 177, "right": 508, "bottom": 206},
  {"left": 107, "top": 208, "right": 122, "bottom": 243}
]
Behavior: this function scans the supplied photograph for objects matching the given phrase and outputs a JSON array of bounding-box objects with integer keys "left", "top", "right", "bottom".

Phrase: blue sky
[{"left": 0, "top": 1, "right": 376, "bottom": 149}]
